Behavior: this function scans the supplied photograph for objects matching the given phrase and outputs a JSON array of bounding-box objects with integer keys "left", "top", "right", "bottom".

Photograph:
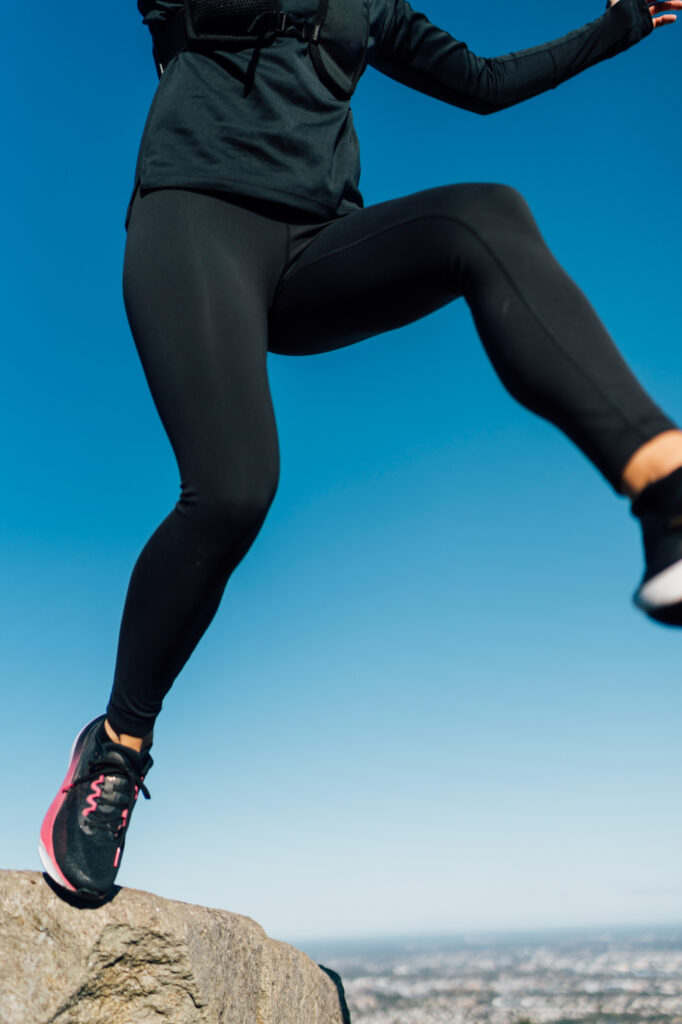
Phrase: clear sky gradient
[{"left": 2, "top": 0, "right": 681, "bottom": 946}]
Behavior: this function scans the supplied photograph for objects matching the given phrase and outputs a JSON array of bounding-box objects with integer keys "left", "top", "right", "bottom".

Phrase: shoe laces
[{"left": 64, "top": 757, "right": 151, "bottom": 835}]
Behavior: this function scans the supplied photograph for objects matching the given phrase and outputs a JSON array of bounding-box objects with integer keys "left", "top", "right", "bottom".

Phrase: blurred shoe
[
  {"left": 632, "top": 466, "right": 682, "bottom": 626},
  {"left": 39, "top": 714, "right": 152, "bottom": 901}
]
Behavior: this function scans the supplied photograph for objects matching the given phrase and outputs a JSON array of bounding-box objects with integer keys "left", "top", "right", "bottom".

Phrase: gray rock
[{"left": 0, "top": 870, "right": 350, "bottom": 1024}]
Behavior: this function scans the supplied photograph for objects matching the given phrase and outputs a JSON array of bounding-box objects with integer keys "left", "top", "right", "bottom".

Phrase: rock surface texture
[{"left": 0, "top": 870, "right": 350, "bottom": 1024}]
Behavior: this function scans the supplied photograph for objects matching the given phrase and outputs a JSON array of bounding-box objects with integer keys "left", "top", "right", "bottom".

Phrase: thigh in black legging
[
  {"left": 270, "top": 183, "right": 672, "bottom": 487},
  {"left": 123, "top": 188, "right": 285, "bottom": 495},
  {"left": 110, "top": 188, "right": 286, "bottom": 735}
]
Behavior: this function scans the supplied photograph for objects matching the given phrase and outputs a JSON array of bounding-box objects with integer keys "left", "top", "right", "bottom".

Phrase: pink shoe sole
[{"left": 38, "top": 716, "right": 104, "bottom": 893}]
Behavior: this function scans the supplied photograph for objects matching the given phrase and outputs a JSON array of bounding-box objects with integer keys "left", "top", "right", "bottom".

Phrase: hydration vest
[{"left": 151, "top": 0, "right": 369, "bottom": 100}]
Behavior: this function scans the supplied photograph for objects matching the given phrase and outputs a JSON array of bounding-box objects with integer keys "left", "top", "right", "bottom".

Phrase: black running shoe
[
  {"left": 632, "top": 469, "right": 682, "bottom": 626},
  {"left": 39, "top": 715, "right": 152, "bottom": 901}
]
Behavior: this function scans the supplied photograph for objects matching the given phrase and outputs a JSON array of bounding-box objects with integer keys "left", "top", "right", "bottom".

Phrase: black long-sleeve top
[{"left": 132, "top": 0, "right": 653, "bottom": 218}]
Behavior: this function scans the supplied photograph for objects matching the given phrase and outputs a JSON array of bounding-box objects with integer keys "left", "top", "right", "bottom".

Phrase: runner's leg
[
  {"left": 109, "top": 188, "right": 287, "bottom": 738},
  {"left": 271, "top": 183, "right": 676, "bottom": 490}
]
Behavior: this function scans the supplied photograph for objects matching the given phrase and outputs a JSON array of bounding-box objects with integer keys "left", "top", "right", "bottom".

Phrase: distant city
[{"left": 304, "top": 928, "right": 682, "bottom": 1024}]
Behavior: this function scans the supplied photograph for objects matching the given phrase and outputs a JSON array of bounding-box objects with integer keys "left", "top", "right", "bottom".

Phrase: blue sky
[{"left": 2, "top": 0, "right": 682, "bottom": 946}]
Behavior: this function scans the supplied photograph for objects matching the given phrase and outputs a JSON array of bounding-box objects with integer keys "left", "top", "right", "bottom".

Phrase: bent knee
[
  {"left": 440, "top": 182, "right": 536, "bottom": 235},
  {"left": 179, "top": 474, "right": 279, "bottom": 543},
  {"left": 476, "top": 182, "right": 529, "bottom": 215}
]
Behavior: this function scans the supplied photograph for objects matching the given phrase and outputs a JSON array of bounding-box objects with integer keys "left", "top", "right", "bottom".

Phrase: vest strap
[{"left": 152, "top": 1, "right": 327, "bottom": 78}]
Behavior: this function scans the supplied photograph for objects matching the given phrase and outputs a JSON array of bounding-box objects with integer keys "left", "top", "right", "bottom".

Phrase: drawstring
[
  {"left": 242, "top": 11, "right": 322, "bottom": 96},
  {"left": 243, "top": 41, "right": 264, "bottom": 95}
]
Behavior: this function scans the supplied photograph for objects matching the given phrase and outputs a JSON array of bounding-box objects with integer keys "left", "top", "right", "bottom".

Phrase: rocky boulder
[{"left": 0, "top": 870, "right": 350, "bottom": 1024}]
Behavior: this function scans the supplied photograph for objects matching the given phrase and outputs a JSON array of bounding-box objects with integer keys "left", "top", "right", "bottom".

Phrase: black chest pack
[{"left": 151, "top": 0, "right": 369, "bottom": 100}]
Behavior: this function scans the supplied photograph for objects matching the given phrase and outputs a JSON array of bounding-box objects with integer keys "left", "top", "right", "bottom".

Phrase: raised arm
[{"left": 368, "top": 0, "right": 679, "bottom": 115}]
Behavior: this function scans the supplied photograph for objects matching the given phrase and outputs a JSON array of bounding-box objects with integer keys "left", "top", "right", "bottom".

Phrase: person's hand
[
  {"left": 608, "top": 0, "right": 682, "bottom": 28},
  {"left": 649, "top": 0, "right": 682, "bottom": 26}
]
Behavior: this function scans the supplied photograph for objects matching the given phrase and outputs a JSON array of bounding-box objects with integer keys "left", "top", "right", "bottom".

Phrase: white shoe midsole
[{"left": 635, "top": 558, "right": 682, "bottom": 609}]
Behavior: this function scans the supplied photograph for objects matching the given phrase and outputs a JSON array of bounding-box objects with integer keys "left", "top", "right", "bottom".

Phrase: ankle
[
  {"left": 621, "top": 430, "right": 682, "bottom": 499},
  {"left": 104, "top": 718, "right": 153, "bottom": 753}
]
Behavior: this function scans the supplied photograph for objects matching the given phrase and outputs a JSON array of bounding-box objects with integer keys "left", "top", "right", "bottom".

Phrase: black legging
[{"left": 108, "top": 183, "right": 674, "bottom": 736}]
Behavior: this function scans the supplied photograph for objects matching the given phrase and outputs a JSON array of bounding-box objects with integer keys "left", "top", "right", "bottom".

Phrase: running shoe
[
  {"left": 39, "top": 714, "right": 152, "bottom": 901},
  {"left": 632, "top": 473, "right": 682, "bottom": 626}
]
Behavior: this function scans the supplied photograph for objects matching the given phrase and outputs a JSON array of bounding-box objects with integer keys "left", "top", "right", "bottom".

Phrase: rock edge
[{"left": 0, "top": 869, "right": 350, "bottom": 1024}]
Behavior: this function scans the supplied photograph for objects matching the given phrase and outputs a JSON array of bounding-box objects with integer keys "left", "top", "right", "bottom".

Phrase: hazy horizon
[{"left": 293, "top": 921, "right": 682, "bottom": 951}]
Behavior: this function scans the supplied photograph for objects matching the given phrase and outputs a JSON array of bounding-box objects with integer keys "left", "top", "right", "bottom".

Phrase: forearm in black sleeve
[{"left": 369, "top": 0, "right": 653, "bottom": 114}]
